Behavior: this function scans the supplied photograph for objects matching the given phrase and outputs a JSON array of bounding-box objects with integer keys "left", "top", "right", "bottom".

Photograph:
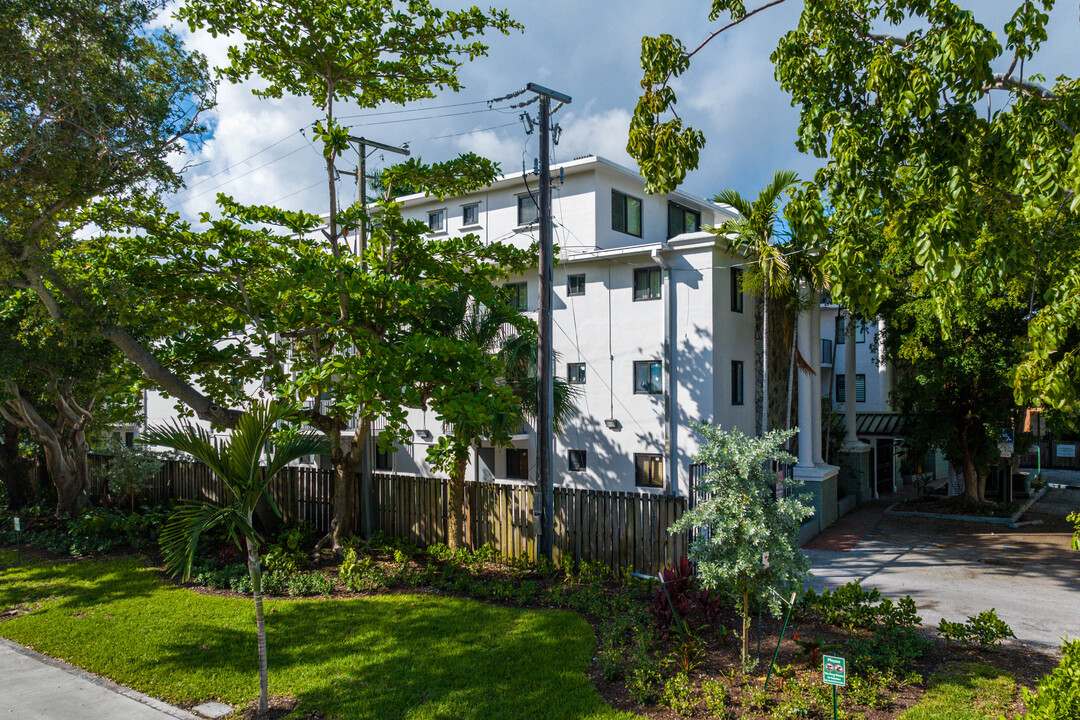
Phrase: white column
[
  {"left": 844, "top": 310, "right": 859, "bottom": 444},
  {"left": 811, "top": 293, "right": 825, "bottom": 465},
  {"left": 797, "top": 283, "right": 814, "bottom": 468}
]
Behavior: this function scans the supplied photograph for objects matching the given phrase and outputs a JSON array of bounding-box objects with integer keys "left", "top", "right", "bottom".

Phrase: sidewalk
[
  {"left": 0, "top": 639, "right": 198, "bottom": 720},
  {"left": 801, "top": 496, "right": 895, "bottom": 552}
]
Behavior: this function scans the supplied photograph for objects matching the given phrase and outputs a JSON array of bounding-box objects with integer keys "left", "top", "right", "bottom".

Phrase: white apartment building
[
  {"left": 141, "top": 156, "right": 845, "bottom": 506},
  {"left": 380, "top": 155, "right": 759, "bottom": 498}
]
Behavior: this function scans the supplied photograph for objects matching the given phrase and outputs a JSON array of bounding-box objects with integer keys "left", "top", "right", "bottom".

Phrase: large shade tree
[{"left": 629, "top": 0, "right": 1080, "bottom": 412}]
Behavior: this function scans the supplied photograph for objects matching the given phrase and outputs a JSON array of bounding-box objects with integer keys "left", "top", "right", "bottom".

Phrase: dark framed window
[
  {"left": 568, "top": 450, "right": 587, "bottom": 472},
  {"left": 731, "top": 267, "right": 744, "bottom": 313},
  {"left": 567, "top": 273, "right": 586, "bottom": 296},
  {"left": 667, "top": 202, "right": 701, "bottom": 238},
  {"left": 427, "top": 209, "right": 445, "bottom": 232},
  {"left": 567, "top": 362, "right": 586, "bottom": 384},
  {"left": 517, "top": 195, "right": 539, "bottom": 226},
  {"left": 635, "top": 453, "right": 663, "bottom": 488},
  {"left": 633, "top": 267, "right": 661, "bottom": 301},
  {"left": 462, "top": 203, "right": 479, "bottom": 225},
  {"left": 731, "top": 360, "right": 744, "bottom": 406},
  {"left": 836, "top": 319, "right": 866, "bottom": 344},
  {"left": 124, "top": 431, "right": 135, "bottom": 448},
  {"left": 506, "top": 448, "right": 529, "bottom": 479},
  {"left": 836, "top": 374, "right": 866, "bottom": 403},
  {"left": 374, "top": 444, "right": 393, "bottom": 471},
  {"left": 612, "top": 190, "right": 643, "bottom": 237},
  {"left": 506, "top": 282, "right": 527, "bottom": 311},
  {"left": 634, "top": 360, "right": 662, "bottom": 394}
]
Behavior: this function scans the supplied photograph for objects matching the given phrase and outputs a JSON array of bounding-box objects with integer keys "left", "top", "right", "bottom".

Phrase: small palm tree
[
  {"left": 714, "top": 170, "right": 800, "bottom": 436},
  {"left": 144, "top": 402, "right": 330, "bottom": 715},
  {"left": 430, "top": 303, "right": 578, "bottom": 549}
]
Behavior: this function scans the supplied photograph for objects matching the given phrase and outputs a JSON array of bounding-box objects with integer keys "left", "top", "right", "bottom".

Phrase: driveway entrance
[{"left": 805, "top": 488, "right": 1080, "bottom": 648}]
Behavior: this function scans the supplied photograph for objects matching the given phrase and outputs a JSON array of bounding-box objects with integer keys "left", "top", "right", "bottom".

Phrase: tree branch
[{"left": 687, "top": 0, "right": 789, "bottom": 60}]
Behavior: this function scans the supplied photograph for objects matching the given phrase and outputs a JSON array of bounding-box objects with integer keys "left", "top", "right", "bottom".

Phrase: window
[
  {"left": 506, "top": 282, "right": 527, "bottom": 311},
  {"left": 567, "top": 273, "right": 585, "bottom": 296},
  {"left": 835, "top": 374, "right": 866, "bottom": 403},
  {"left": 124, "top": 431, "right": 135, "bottom": 448},
  {"left": 427, "top": 209, "right": 445, "bottom": 232},
  {"left": 633, "top": 267, "right": 661, "bottom": 301},
  {"left": 506, "top": 448, "right": 529, "bottom": 479},
  {"left": 731, "top": 360, "right": 744, "bottom": 406},
  {"left": 568, "top": 450, "right": 587, "bottom": 472},
  {"left": 836, "top": 319, "right": 866, "bottom": 344},
  {"left": 731, "top": 267, "right": 744, "bottom": 313},
  {"left": 612, "top": 190, "right": 643, "bottom": 237},
  {"left": 462, "top": 203, "right": 479, "bottom": 226},
  {"left": 517, "top": 195, "right": 539, "bottom": 226},
  {"left": 567, "top": 362, "right": 586, "bottom": 384},
  {"left": 374, "top": 444, "right": 393, "bottom": 471},
  {"left": 634, "top": 360, "right": 662, "bottom": 394},
  {"left": 667, "top": 202, "right": 701, "bottom": 238},
  {"left": 635, "top": 454, "right": 663, "bottom": 488}
]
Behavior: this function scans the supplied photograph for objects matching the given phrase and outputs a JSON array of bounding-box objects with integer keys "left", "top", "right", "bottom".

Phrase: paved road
[
  {"left": 807, "top": 488, "right": 1080, "bottom": 649},
  {"left": 0, "top": 639, "right": 197, "bottom": 720}
]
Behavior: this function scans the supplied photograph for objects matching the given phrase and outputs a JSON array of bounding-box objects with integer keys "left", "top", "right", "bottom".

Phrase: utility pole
[
  {"left": 526, "top": 82, "right": 571, "bottom": 561},
  {"left": 342, "top": 135, "right": 408, "bottom": 539},
  {"left": 346, "top": 136, "right": 410, "bottom": 258}
]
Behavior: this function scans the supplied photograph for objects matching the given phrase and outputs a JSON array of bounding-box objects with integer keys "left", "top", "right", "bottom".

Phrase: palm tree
[
  {"left": 714, "top": 170, "right": 800, "bottom": 436},
  {"left": 429, "top": 303, "right": 578, "bottom": 550},
  {"left": 144, "top": 402, "right": 329, "bottom": 715}
]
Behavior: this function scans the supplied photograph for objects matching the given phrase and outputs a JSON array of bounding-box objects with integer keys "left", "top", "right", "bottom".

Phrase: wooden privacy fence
[
  {"left": 374, "top": 474, "right": 687, "bottom": 575},
  {"left": 86, "top": 456, "right": 689, "bottom": 575}
]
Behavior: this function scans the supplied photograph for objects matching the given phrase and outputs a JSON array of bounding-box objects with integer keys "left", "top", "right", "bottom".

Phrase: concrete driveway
[{"left": 806, "top": 487, "right": 1080, "bottom": 649}]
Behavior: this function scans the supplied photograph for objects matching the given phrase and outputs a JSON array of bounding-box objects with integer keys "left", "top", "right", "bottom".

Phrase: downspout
[{"left": 652, "top": 246, "right": 677, "bottom": 497}]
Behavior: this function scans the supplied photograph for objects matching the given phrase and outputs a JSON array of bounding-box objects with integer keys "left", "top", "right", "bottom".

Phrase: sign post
[
  {"left": 13, "top": 516, "right": 21, "bottom": 565},
  {"left": 823, "top": 654, "right": 846, "bottom": 720}
]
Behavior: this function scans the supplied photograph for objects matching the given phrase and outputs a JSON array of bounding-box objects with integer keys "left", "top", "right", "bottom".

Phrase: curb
[
  {"left": 884, "top": 487, "right": 1048, "bottom": 528},
  {"left": 0, "top": 638, "right": 200, "bottom": 720}
]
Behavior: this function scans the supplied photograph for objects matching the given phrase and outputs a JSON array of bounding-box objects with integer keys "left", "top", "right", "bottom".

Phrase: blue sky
[{"left": 163, "top": 1, "right": 1080, "bottom": 222}]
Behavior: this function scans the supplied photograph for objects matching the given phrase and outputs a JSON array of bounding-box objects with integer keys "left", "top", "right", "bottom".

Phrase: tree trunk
[
  {"left": 762, "top": 285, "right": 769, "bottom": 436},
  {"left": 43, "top": 436, "right": 91, "bottom": 518},
  {"left": 319, "top": 418, "right": 367, "bottom": 553},
  {"left": 0, "top": 420, "right": 37, "bottom": 510},
  {"left": 741, "top": 583, "right": 750, "bottom": 665},
  {"left": 245, "top": 536, "right": 269, "bottom": 715},
  {"left": 447, "top": 454, "right": 469, "bottom": 550},
  {"left": 959, "top": 426, "right": 985, "bottom": 503}
]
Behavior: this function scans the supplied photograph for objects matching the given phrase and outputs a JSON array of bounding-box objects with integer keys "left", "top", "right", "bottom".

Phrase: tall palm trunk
[
  {"left": 246, "top": 536, "right": 269, "bottom": 715},
  {"left": 762, "top": 284, "right": 769, "bottom": 436}
]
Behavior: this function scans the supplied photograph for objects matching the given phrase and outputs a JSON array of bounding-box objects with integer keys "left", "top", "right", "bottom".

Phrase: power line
[
  {"left": 179, "top": 129, "right": 305, "bottom": 193},
  {"left": 337, "top": 98, "right": 492, "bottom": 120},
  {"left": 169, "top": 144, "right": 310, "bottom": 207}
]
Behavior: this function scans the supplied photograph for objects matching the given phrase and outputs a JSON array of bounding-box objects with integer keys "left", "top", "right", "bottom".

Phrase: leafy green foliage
[
  {"left": 631, "top": 0, "right": 1080, "bottom": 412},
  {"left": 100, "top": 444, "right": 164, "bottom": 505},
  {"left": 938, "top": 609, "right": 1016, "bottom": 647},
  {"left": 671, "top": 424, "right": 813, "bottom": 660},
  {"left": 1021, "top": 638, "right": 1080, "bottom": 720},
  {"left": 659, "top": 672, "right": 696, "bottom": 715},
  {"left": 802, "top": 580, "right": 922, "bottom": 631}
]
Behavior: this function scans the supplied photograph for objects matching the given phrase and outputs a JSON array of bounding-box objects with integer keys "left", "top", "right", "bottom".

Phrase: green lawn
[
  {"left": 0, "top": 552, "right": 636, "bottom": 720},
  {"left": 898, "top": 662, "right": 1018, "bottom": 720}
]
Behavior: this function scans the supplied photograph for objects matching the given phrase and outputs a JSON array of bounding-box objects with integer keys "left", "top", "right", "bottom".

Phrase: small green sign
[{"left": 823, "top": 655, "right": 846, "bottom": 686}]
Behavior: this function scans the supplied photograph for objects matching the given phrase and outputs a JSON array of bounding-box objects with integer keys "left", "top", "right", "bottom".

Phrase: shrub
[
  {"left": 100, "top": 444, "right": 163, "bottom": 508},
  {"left": 659, "top": 672, "right": 696, "bottom": 715},
  {"left": 1021, "top": 638, "right": 1080, "bottom": 720},
  {"left": 625, "top": 665, "right": 662, "bottom": 705},
  {"left": 192, "top": 562, "right": 249, "bottom": 590},
  {"left": 803, "top": 580, "right": 921, "bottom": 630},
  {"left": 284, "top": 571, "right": 334, "bottom": 597},
  {"left": 846, "top": 624, "right": 932, "bottom": 676},
  {"left": 652, "top": 556, "right": 694, "bottom": 636},
  {"left": 701, "top": 678, "right": 732, "bottom": 717},
  {"left": 261, "top": 523, "right": 314, "bottom": 573},
  {"left": 938, "top": 609, "right": 1015, "bottom": 646}
]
